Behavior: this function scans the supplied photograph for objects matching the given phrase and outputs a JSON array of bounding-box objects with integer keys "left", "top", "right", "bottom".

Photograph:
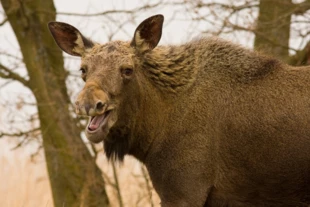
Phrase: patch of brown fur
[{"left": 130, "top": 37, "right": 279, "bottom": 95}]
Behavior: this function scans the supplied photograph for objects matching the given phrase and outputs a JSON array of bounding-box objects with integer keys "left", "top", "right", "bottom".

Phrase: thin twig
[
  {"left": 0, "top": 63, "right": 29, "bottom": 88},
  {"left": 0, "top": 18, "right": 8, "bottom": 26},
  {"left": 111, "top": 161, "right": 124, "bottom": 207},
  {"left": 38, "top": 1, "right": 162, "bottom": 17},
  {"left": 0, "top": 127, "right": 40, "bottom": 139},
  {"left": 141, "top": 164, "right": 154, "bottom": 207}
]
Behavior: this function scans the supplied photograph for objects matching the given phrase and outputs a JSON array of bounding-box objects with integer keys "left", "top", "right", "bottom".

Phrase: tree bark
[
  {"left": 254, "top": 0, "right": 292, "bottom": 62},
  {"left": 1, "top": 0, "right": 109, "bottom": 206}
]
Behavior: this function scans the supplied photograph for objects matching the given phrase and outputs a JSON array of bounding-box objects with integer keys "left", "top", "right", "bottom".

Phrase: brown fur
[{"left": 48, "top": 15, "right": 310, "bottom": 207}]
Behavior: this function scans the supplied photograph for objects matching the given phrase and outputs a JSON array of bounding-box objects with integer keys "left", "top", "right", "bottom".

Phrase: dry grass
[
  {"left": 0, "top": 139, "right": 53, "bottom": 207},
  {"left": 0, "top": 138, "right": 160, "bottom": 207},
  {"left": 97, "top": 153, "right": 160, "bottom": 207}
]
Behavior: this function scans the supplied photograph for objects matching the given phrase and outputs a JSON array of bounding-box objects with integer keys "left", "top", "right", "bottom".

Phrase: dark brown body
[
  {"left": 48, "top": 15, "right": 310, "bottom": 206},
  {"left": 145, "top": 61, "right": 310, "bottom": 207}
]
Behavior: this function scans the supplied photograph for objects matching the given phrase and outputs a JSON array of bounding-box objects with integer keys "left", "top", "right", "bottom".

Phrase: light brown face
[
  {"left": 48, "top": 14, "right": 164, "bottom": 143},
  {"left": 75, "top": 42, "right": 135, "bottom": 142}
]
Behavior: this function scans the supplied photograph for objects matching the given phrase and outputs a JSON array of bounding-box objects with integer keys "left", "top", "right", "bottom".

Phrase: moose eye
[
  {"left": 121, "top": 67, "right": 133, "bottom": 78},
  {"left": 80, "top": 67, "right": 87, "bottom": 81},
  {"left": 80, "top": 67, "right": 86, "bottom": 74}
]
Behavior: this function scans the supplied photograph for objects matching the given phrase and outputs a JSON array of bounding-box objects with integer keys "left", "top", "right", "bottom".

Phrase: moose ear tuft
[
  {"left": 48, "top": 22, "right": 93, "bottom": 56},
  {"left": 130, "top": 14, "right": 164, "bottom": 53}
]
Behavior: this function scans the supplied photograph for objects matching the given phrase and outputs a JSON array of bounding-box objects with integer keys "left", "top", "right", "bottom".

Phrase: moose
[{"left": 48, "top": 15, "right": 310, "bottom": 206}]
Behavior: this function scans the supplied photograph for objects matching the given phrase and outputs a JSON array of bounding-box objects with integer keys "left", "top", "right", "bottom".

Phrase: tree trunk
[
  {"left": 1, "top": 0, "right": 109, "bottom": 206},
  {"left": 254, "top": 0, "right": 292, "bottom": 62}
]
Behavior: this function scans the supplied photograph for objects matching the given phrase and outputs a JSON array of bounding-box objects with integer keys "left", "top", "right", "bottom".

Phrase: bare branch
[
  {"left": 141, "top": 164, "right": 155, "bottom": 207},
  {"left": 0, "top": 17, "right": 8, "bottom": 26},
  {"left": 0, "top": 79, "right": 13, "bottom": 89},
  {"left": 39, "top": 1, "right": 162, "bottom": 17},
  {"left": 112, "top": 161, "right": 124, "bottom": 207},
  {"left": 101, "top": 170, "right": 116, "bottom": 188},
  {"left": 194, "top": 1, "right": 259, "bottom": 12},
  {"left": 0, "top": 51, "right": 22, "bottom": 60},
  {"left": 0, "top": 63, "right": 29, "bottom": 88},
  {"left": 30, "top": 145, "right": 43, "bottom": 162},
  {"left": 294, "top": 0, "right": 310, "bottom": 15},
  {"left": 0, "top": 127, "right": 40, "bottom": 139},
  {"left": 0, "top": 126, "right": 41, "bottom": 151},
  {"left": 289, "top": 41, "right": 310, "bottom": 66},
  {"left": 57, "top": 9, "right": 133, "bottom": 17}
]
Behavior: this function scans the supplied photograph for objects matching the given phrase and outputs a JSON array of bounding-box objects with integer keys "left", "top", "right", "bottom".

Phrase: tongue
[{"left": 88, "top": 114, "right": 106, "bottom": 131}]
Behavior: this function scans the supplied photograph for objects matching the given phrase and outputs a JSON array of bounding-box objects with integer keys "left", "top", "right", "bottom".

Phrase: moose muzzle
[{"left": 75, "top": 82, "right": 109, "bottom": 117}]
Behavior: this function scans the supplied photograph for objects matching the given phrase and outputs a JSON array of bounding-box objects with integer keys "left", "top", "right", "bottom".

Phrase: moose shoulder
[{"left": 48, "top": 15, "right": 310, "bottom": 207}]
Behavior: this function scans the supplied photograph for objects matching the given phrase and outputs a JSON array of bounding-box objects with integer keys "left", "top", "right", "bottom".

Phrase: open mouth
[{"left": 87, "top": 110, "right": 111, "bottom": 132}]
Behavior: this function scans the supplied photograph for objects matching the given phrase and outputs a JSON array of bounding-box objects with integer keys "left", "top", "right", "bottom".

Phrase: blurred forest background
[{"left": 0, "top": 0, "right": 310, "bottom": 206}]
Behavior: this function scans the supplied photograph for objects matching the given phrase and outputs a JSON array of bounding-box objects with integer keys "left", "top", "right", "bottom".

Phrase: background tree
[
  {"left": 0, "top": 0, "right": 109, "bottom": 206},
  {"left": 254, "top": 0, "right": 310, "bottom": 65},
  {"left": 178, "top": 0, "right": 310, "bottom": 64}
]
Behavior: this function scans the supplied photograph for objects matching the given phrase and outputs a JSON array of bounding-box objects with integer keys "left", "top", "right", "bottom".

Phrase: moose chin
[{"left": 49, "top": 15, "right": 310, "bottom": 207}]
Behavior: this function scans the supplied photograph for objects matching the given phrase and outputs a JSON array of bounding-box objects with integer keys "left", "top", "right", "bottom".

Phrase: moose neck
[
  {"left": 124, "top": 72, "right": 170, "bottom": 162},
  {"left": 122, "top": 44, "right": 199, "bottom": 161},
  {"left": 140, "top": 43, "right": 199, "bottom": 94},
  {"left": 124, "top": 37, "right": 280, "bottom": 162}
]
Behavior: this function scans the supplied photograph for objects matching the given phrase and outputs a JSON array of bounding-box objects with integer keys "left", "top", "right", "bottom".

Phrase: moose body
[{"left": 48, "top": 15, "right": 310, "bottom": 206}]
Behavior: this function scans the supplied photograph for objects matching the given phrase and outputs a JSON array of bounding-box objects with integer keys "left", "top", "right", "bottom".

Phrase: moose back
[{"left": 48, "top": 15, "right": 310, "bottom": 207}]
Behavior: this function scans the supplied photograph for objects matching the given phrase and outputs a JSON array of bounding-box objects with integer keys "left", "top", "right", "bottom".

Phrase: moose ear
[
  {"left": 48, "top": 22, "right": 94, "bottom": 56},
  {"left": 130, "top": 14, "right": 164, "bottom": 53}
]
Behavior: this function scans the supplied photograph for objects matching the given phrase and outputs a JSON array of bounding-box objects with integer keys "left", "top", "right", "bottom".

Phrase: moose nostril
[
  {"left": 95, "top": 101, "right": 105, "bottom": 111},
  {"left": 85, "top": 104, "right": 91, "bottom": 115}
]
